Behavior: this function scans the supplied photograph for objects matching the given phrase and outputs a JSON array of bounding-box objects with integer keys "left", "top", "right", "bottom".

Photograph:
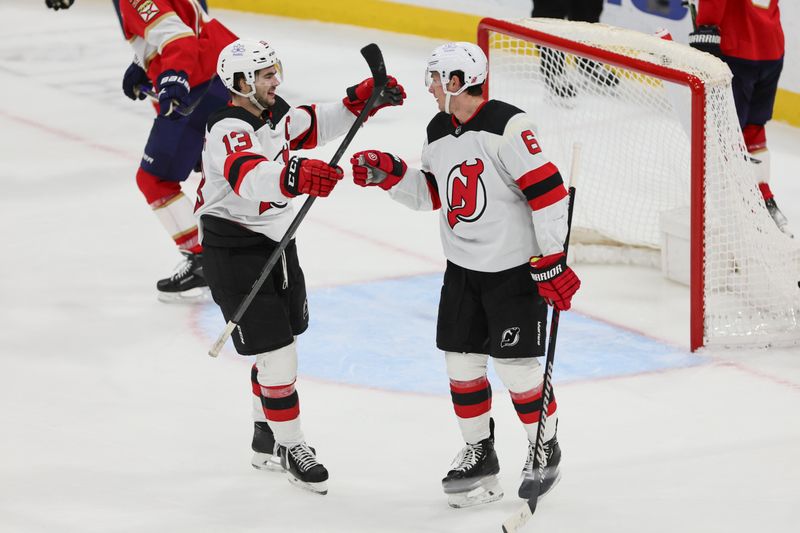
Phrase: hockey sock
[
  {"left": 136, "top": 168, "right": 202, "bottom": 253},
  {"left": 254, "top": 343, "right": 304, "bottom": 446},
  {"left": 450, "top": 377, "right": 493, "bottom": 444},
  {"left": 251, "top": 364, "right": 268, "bottom": 423},
  {"left": 743, "top": 124, "right": 771, "bottom": 191},
  {"left": 509, "top": 386, "right": 558, "bottom": 443},
  {"left": 494, "top": 357, "right": 558, "bottom": 442}
]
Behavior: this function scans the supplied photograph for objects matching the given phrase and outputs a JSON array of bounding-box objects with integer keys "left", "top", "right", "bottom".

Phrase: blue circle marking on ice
[{"left": 197, "top": 273, "right": 704, "bottom": 395}]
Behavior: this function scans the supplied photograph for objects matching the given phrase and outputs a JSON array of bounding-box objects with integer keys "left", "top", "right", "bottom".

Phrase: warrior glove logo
[
  {"left": 446, "top": 158, "right": 486, "bottom": 229},
  {"left": 500, "top": 327, "right": 521, "bottom": 348}
]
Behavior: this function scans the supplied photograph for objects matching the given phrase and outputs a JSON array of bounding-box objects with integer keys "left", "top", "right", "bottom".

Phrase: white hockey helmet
[
  {"left": 217, "top": 39, "right": 283, "bottom": 100},
  {"left": 425, "top": 41, "right": 487, "bottom": 96}
]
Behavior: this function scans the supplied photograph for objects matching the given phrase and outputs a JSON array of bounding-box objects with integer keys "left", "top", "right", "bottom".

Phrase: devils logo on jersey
[{"left": 446, "top": 159, "right": 486, "bottom": 229}]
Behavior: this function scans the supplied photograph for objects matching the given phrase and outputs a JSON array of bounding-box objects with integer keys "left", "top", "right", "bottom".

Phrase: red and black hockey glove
[
  {"left": 688, "top": 25, "right": 721, "bottom": 57},
  {"left": 281, "top": 156, "right": 344, "bottom": 198},
  {"left": 350, "top": 150, "right": 407, "bottom": 191},
  {"left": 156, "top": 70, "right": 190, "bottom": 118},
  {"left": 530, "top": 252, "right": 581, "bottom": 311},
  {"left": 343, "top": 76, "right": 406, "bottom": 117},
  {"left": 123, "top": 62, "right": 150, "bottom": 101},
  {"left": 45, "top": 0, "right": 74, "bottom": 10}
]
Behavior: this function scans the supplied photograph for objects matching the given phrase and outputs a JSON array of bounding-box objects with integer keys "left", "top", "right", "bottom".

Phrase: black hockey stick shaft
[
  {"left": 528, "top": 186, "right": 575, "bottom": 509},
  {"left": 501, "top": 185, "right": 576, "bottom": 533},
  {"left": 682, "top": 0, "right": 697, "bottom": 30},
  {"left": 208, "top": 43, "right": 389, "bottom": 357}
]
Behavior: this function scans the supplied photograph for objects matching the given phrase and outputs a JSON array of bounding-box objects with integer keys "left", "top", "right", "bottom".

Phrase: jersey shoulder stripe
[
  {"left": 426, "top": 99, "right": 525, "bottom": 144},
  {"left": 207, "top": 105, "right": 266, "bottom": 133}
]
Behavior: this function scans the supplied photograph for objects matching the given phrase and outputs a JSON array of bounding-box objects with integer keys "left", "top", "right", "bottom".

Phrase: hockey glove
[
  {"left": 350, "top": 150, "right": 407, "bottom": 191},
  {"left": 123, "top": 62, "right": 150, "bottom": 101},
  {"left": 280, "top": 156, "right": 344, "bottom": 198},
  {"left": 156, "top": 70, "right": 190, "bottom": 118},
  {"left": 343, "top": 76, "right": 406, "bottom": 117},
  {"left": 530, "top": 252, "right": 581, "bottom": 311},
  {"left": 688, "top": 25, "right": 721, "bottom": 57},
  {"left": 45, "top": 0, "right": 74, "bottom": 10}
]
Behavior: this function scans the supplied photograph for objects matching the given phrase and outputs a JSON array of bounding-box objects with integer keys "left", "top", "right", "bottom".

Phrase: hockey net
[{"left": 478, "top": 18, "right": 800, "bottom": 350}]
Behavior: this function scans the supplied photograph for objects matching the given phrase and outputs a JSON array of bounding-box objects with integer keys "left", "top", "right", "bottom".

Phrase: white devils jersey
[
  {"left": 195, "top": 96, "right": 355, "bottom": 242},
  {"left": 389, "top": 100, "right": 569, "bottom": 272}
]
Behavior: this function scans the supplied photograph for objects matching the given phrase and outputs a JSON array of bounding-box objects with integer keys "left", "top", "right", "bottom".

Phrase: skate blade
[
  {"left": 287, "top": 474, "right": 328, "bottom": 495},
  {"left": 157, "top": 286, "right": 211, "bottom": 304},
  {"left": 251, "top": 452, "right": 284, "bottom": 472},
  {"left": 447, "top": 478, "right": 503, "bottom": 509}
]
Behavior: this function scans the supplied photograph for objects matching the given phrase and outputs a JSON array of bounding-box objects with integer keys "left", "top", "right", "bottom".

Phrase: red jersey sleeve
[
  {"left": 120, "top": 0, "right": 200, "bottom": 82},
  {"left": 696, "top": 0, "right": 784, "bottom": 60}
]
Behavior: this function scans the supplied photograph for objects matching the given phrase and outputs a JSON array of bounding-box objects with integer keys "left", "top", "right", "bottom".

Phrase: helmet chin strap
[
  {"left": 443, "top": 84, "right": 468, "bottom": 115},
  {"left": 249, "top": 94, "right": 266, "bottom": 112},
  {"left": 232, "top": 81, "right": 266, "bottom": 112}
]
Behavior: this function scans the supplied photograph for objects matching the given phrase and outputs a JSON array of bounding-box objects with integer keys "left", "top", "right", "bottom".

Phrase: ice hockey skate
[
  {"left": 250, "top": 422, "right": 283, "bottom": 472},
  {"left": 518, "top": 434, "right": 562, "bottom": 500},
  {"left": 278, "top": 442, "right": 329, "bottom": 495},
  {"left": 765, "top": 197, "right": 793, "bottom": 238},
  {"left": 577, "top": 57, "right": 620, "bottom": 89},
  {"left": 156, "top": 251, "right": 210, "bottom": 303},
  {"left": 441, "top": 419, "right": 503, "bottom": 508}
]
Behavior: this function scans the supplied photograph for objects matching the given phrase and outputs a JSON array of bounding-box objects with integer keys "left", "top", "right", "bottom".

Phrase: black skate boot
[
  {"left": 518, "top": 434, "right": 562, "bottom": 500},
  {"left": 156, "top": 251, "right": 209, "bottom": 303},
  {"left": 278, "top": 442, "right": 329, "bottom": 495},
  {"left": 577, "top": 57, "right": 620, "bottom": 88},
  {"left": 765, "top": 197, "right": 793, "bottom": 238},
  {"left": 250, "top": 422, "right": 283, "bottom": 472},
  {"left": 441, "top": 418, "right": 503, "bottom": 508}
]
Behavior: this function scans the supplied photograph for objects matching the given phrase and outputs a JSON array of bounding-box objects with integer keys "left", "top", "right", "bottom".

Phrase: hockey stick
[
  {"left": 681, "top": 0, "right": 698, "bottom": 30},
  {"left": 134, "top": 76, "right": 216, "bottom": 117},
  {"left": 502, "top": 144, "right": 580, "bottom": 533},
  {"left": 208, "top": 43, "right": 389, "bottom": 358}
]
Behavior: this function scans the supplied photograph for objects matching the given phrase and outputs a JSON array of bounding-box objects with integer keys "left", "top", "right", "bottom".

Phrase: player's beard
[{"left": 255, "top": 91, "right": 275, "bottom": 109}]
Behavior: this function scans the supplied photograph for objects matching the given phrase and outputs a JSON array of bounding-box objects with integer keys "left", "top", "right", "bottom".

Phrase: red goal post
[{"left": 477, "top": 18, "right": 800, "bottom": 351}]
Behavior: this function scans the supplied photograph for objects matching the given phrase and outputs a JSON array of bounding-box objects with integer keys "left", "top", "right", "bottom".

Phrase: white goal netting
[{"left": 482, "top": 18, "right": 800, "bottom": 349}]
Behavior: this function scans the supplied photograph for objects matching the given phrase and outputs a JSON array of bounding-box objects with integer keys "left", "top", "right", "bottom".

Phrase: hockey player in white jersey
[
  {"left": 197, "top": 39, "right": 405, "bottom": 495},
  {"left": 350, "top": 42, "right": 579, "bottom": 508}
]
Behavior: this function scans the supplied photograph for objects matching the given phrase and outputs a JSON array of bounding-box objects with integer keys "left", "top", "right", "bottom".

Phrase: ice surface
[{"left": 1, "top": 2, "right": 798, "bottom": 532}]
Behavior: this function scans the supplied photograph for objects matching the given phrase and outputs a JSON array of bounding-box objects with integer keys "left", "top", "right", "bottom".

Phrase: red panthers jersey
[
  {"left": 696, "top": 0, "right": 784, "bottom": 61},
  {"left": 120, "top": 0, "right": 237, "bottom": 87}
]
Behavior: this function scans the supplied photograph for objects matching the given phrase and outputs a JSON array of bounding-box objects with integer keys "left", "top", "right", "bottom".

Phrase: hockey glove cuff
[
  {"left": 530, "top": 252, "right": 581, "bottom": 311},
  {"left": 157, "top": 70, "right": 190, "bottom": 118},
  {"left": 343, "top": 76, "right": 406, "bottom": 118},
  {"left": 281, "top": 156, "right": 344, "bottom": 198},
  {"left": 350, "top": 150, "right": 407, "bottom": 191},
  {"left": 688, "top": 26, "right": 721, "bottom": 57}
]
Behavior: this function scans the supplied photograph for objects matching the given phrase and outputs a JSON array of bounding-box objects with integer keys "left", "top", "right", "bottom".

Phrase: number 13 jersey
[{"left": 195, "top": 97, "right": 355, "bottom": 243}]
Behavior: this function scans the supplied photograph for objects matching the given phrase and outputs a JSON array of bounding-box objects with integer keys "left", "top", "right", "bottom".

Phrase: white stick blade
[{"left": 502, "top": 503, "right": 532, "bottom": 533}]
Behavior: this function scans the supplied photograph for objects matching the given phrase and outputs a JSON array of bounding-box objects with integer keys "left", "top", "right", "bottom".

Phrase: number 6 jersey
[
  {"left": 195, "top": 97, "right": 355, "bottom": 243},
  {"left": 388, "top": 100, "right": 569, "bottom": 272}
]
